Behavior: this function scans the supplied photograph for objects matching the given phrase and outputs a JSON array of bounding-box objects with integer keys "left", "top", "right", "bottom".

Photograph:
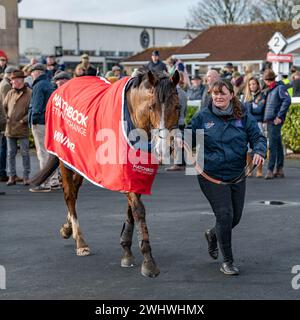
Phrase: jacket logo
[
  {"left": 204, "top": 121, "right": 215, "bottom": 129},
  {"left": 235, "top": 119, "right": 244, "bottom": 128}
]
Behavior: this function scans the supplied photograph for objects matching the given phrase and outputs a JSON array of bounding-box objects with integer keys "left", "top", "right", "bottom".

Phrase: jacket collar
[
  {"left": 207, "top": 100, "right": 246, "bottom": 120},
  {"left": 33, "top": 73, "right": 47, "bottom": 86}
]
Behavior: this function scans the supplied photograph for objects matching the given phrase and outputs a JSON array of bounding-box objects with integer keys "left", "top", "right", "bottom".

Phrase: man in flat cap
[
  {"left": 52, "top": 71, "right": 71, "bottom": 88},
  {"left": 146, "top": 50, "right": 167, "bottom": 73},
  {"left": 0, "top": 66, "right": 18, "bottom": 182},
  {"left": 3, "top": 70, "right": 32, "bottom": 186},
  {"left": 28, "top": 63, "right": 60, "bottom": 192}
]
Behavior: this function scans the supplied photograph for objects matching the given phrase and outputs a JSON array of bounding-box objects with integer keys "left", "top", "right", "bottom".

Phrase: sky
[{"left": 18, "top": 0, "right": 200, "bottom": 28}]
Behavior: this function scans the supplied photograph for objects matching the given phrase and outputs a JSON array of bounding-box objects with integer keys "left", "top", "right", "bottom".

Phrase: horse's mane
[{"left": 131, "top": 67, "right": 175, "bottom": 103}]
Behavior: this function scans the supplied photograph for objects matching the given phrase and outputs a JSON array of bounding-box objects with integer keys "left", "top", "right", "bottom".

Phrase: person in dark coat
[
  {"left": 146, "top": 50, "right": 167, "bottom": 73},
  {"left": 28, "top": 63, "right": 59, "bottom": 192},
  {"left": 263, "top": 69, "right": 291, "bottom": 179},
  {"left": 178, "top": 80, "right": 266, "bottom": 275},
  {"left": 187, "top": 75, "right": 205, "bottom": 101},
  {"left": 243, "top": 76, "right": 266, "bottom": 178}
]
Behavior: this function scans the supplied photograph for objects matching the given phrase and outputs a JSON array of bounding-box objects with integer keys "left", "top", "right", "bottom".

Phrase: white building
[{"left": 18, "top": 17, "right": 198, "bottom": 72}]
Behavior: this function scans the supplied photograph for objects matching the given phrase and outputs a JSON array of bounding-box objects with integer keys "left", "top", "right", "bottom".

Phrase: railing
[
  {"left": 291, "top": 97, "right": 300, "bottom": 104},
  {"left": 188, "top": 98, "right": 300, "bottom": 108},
  {"left": 187, "top": 100, "right": 201, "bottom": 110}
]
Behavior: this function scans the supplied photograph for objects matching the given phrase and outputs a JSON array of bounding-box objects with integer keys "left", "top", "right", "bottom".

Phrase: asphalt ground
[{"left": 0, "top": 154, "right": 300, "bottom": 299}]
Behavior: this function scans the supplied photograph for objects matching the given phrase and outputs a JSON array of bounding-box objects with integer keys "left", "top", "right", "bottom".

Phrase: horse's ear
[
  {"left": 147, "top": 70, "right": 156, "bottom": 87},
  {"left": 171, "top": 70, "right": 180, "bottom": 87}
]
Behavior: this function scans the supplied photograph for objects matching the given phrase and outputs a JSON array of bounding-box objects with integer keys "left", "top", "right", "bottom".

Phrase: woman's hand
[{"left": 253, "top": 153, "right": 264, "bottom": 166}]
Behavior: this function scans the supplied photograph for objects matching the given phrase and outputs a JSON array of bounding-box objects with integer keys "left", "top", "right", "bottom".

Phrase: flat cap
[
  {"left": 30, "top": 63, "right": 46, "bottom": 72},
  {"left": 53, "top": 71, "right": 71, "bottom": 81},
  {"left": 5, "top": 66, "right": 18, "bottom": 74}
]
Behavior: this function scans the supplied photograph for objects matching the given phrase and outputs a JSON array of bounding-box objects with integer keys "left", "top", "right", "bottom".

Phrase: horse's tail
[{"left": 30, "top": 154, "right": 60, "bottom": 186}]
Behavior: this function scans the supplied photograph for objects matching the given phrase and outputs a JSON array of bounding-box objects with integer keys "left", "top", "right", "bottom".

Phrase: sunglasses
[{"left": 0, "top": 58, "right": 7, "bottom": 62}]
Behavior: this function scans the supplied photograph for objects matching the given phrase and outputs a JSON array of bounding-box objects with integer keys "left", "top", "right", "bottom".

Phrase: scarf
[{"left": 212, "top": 102, "right": 233, "bottom": 117}]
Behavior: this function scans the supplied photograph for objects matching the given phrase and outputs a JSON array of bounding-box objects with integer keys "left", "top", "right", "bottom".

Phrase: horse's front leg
[
  {"left": 60, "top": 172, "right": 84, "bottom": 239},
  {"left": 120, "top": 199, "right": 135, "bottom": 267},
  {"left": 127, "top": 192, "right": 160, "bottom": 277},
  {"left": 60, "top": 164, "right": 90, "bottom": 256}
]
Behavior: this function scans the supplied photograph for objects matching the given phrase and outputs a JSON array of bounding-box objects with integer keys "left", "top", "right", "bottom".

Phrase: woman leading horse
[{"left": 180, "top": 80, "right": 267, "bottom": 275}]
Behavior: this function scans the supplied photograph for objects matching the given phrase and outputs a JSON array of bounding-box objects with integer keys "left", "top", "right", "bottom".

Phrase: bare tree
[
  {"left": 252, "top": 0, "right": 300, "bottom": 22},
  {"left": 186, "top": 0, "right": 253, "bottom": 29}
]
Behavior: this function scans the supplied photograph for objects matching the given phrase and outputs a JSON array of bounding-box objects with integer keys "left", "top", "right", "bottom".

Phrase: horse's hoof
[
  {"left": 141, "top": 260, "right": 160, "bottom": 278},
  {"left": 60, "top": 225, "right": 72, "bottom": 239},
  {"left": 121, "top": 256, "right": 136, "bottom": 268},
  {"left": 76, "top": 247, "right": 91, "bottom": 256}
]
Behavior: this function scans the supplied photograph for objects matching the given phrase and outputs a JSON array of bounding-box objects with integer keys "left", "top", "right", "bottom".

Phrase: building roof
[
  {"left": 19, "top": 16, "right": 199, "bottom": 32},
  {"left": 176, "top": 22, "right": 299, "bottom": 62},
  {"left": 123, "top": 46, "right": 181, "bottom": 63}
]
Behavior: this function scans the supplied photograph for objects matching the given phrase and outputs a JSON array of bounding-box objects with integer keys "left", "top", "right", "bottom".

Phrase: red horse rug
[{"left": 45, "top": 76, "right": 158, "bottom": 195}]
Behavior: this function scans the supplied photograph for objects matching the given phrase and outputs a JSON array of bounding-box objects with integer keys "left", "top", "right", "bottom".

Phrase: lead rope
[{"left": 181, "top": 141, "right": 257, "bottom": 185}]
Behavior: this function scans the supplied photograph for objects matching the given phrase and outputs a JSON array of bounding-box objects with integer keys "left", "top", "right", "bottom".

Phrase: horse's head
[{"left": 128, "top": 68, "right": 180, "bottom": 161}]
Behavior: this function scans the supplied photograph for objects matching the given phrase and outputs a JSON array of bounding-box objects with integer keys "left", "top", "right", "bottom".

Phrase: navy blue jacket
[
  {"left": 187, "top": 103, "right": 267, "bottom": 181},
  {"left": 244, "top": 91, "right": 266, "bottom": 122},
  {"left": 28, "top": 74, "right": 54, "bottom": 126},
  {"left": 146, "top": 60, "right": 168, "bottom": 73},
  {"left": 264, "top": 81, "right": 291, "bottom": 122},
  {"left": 187, "top": 84, "right": 205, "bottom": 100}
]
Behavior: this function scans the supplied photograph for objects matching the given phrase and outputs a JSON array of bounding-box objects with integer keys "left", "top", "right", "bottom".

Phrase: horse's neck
[{"left": 126, "top": 88, "right": 150, "bottom": 134}]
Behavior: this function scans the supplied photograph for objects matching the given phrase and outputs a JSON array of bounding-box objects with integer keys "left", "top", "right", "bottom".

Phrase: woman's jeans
[
  {"left": 198, "top": 175, "right": 246, "bottom": 262},
  {"left": 267, "top": 123, "right": 284, "bottom": 171},
  {"left": 7, "top": 137, "right": 30, "bottom": 179}
]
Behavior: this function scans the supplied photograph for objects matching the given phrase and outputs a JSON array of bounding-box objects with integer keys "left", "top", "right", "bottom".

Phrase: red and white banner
[
  {"left": 267, "top": 52, "right": 293, "bottom": 63},
  {"left": 45, "top": 76, "right": 158, "bottom": 195}
]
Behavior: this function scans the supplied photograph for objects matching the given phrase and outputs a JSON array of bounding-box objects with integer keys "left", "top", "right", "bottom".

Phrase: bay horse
[{"left": 31, "top": 69, "right": 180, "bottom": 278}]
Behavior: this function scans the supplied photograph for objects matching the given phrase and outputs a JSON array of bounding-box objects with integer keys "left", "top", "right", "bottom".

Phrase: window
[
  {"left": 26, "top": 19, "right": 33, "bottom": 29},
  {"left": 99, "top": 51, "right": 116, "bottom": 57},
  {"left": 63, "top": 50, "right": 76, "bottom": 56},
  {"left": 118, "top": 51, "right": 134, "bottom": 57}
]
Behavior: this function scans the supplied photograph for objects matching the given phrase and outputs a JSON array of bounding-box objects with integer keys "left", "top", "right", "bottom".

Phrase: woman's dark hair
[{"left": 211, "top": 80, "right": 243, "bottom": 119}]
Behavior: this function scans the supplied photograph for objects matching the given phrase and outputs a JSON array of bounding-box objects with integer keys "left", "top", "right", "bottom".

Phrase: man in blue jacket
[
  {"left": 28, "top": 63, "right": 59, "bottom": 192},
  {"left": 263, "top": 69, "right": 291, "bottom": 179}
]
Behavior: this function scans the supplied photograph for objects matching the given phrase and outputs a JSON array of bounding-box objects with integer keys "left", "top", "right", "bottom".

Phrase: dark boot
[
  {"left": 23, "top": 177, "right": 30, "bottom": 186},
  {"left": 265, "top": 170, "right": 274, "bottom": 180},
  {"left": 274, "top": 168, "right": 285, "bottom": 178},
  {"left": 205, "top": 229, "right": 218, "bottom": 260},
  {"left": 6, "top": 176, "right": 16, "bottom": 186},
  {"left": 220, "top": 262, "right": 239, "bottom": 275}
]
